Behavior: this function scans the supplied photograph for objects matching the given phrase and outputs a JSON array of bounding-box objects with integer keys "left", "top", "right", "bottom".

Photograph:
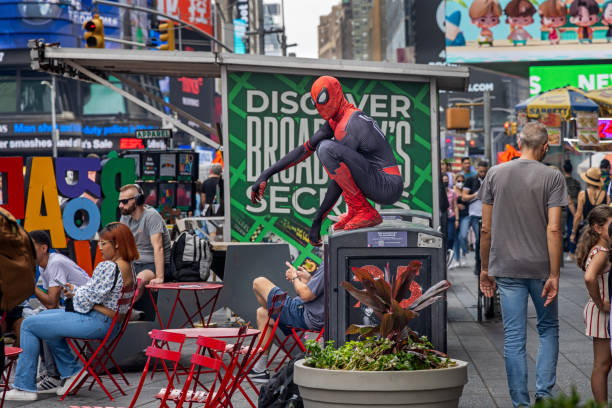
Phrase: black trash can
[{"left": 324, "top": 219, "right": 447, "bottom": 352}]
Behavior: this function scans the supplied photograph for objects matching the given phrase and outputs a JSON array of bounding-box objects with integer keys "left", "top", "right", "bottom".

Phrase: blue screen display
[{"left": 0, "top": 0, "right": 121, "bottom": 50}]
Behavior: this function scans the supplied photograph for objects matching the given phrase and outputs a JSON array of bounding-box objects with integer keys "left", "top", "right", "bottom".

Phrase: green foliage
[
  {"left": 305, "top": 262, "right": 452, "bottom": 372},
  {"left": 304, "top": 338, "right": 454, "bottom": 371},
  {"left": 532, "top": 388, "right": 604, "bottom": 408}
]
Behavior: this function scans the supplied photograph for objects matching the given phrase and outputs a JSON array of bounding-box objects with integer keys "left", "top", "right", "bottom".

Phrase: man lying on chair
[{"left": 250, "top": 262, "right": 325, "bottom": 383}]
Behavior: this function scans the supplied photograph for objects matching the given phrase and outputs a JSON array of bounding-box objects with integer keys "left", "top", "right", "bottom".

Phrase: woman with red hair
[{"left": 6, "top": 222, "right": 138, "bottom": 401}]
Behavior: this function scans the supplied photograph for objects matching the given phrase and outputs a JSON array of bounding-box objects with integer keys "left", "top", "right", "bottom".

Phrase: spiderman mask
[{"left": 310, "top": 76, "right": 347, "bottom": 121}]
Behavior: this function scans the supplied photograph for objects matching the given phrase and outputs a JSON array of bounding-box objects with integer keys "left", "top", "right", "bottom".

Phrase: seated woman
[{"left": 6, "top": 222, "right": 138, "bottom": 401}]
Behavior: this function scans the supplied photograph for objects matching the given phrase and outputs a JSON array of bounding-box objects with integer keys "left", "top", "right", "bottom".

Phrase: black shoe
[{"left": 248, "top": 369, "right": 270, "bottom": 383}]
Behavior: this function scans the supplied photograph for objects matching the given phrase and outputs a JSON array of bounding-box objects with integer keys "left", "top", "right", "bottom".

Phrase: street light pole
[{"left": 41, "top": 77, "right": 58, "bottom": 158}]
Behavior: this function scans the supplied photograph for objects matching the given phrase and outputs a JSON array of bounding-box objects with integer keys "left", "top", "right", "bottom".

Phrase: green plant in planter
[{"left": 305, "top": 260, "right": 453, "bottom": 371}]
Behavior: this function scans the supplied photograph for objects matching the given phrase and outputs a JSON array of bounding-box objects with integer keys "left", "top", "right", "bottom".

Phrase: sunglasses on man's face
[{"left": 118, "top": 196, "right": 137, "bottom": 205}]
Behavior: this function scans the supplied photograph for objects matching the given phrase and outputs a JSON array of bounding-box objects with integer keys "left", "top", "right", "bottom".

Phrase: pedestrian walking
[
  {"left": 453, "top": 173, "right": 469, "bottom": 268},
  {"left": 576, "top": 205, "right": 612, "bottom": 404},
  {"left": 444, "top": 173, "right": 459, "bottom": 265},
  {"left": 571, "top": 167, "right": 610, "bottom": 245},
  {"left": 563, "top": 160, "right": 580, "bottom": 262},
  {"left": 462, "top": 161, "right": 489, "bottom": 275},
  {"left": 479, "top": 122, "right": 567, "bottom": 407}
]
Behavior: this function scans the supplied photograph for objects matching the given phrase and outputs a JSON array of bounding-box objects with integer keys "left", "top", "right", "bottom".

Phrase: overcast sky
[{"left": 284, "top": 0, "right": 338, "bottom": 59}]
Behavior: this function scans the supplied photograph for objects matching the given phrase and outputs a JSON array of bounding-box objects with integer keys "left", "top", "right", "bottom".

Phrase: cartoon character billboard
[{"left": 445, "top": 0, "right": 612, "bottom": 63}]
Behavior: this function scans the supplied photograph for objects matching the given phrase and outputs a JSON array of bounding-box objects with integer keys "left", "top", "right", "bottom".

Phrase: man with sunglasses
[
  {"left": 250, "top": 76, "right": 403, "bottom": 246},
  {"left": 119, "top": 184, "right": 171, "bottom": 310}
]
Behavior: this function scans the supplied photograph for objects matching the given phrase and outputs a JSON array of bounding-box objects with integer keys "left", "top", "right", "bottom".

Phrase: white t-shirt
[{"left": 40, "top": 253, "right": 90, "bottom": 290}]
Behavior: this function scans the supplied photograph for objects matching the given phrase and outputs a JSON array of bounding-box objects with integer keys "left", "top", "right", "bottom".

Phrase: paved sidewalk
[
  {"left": 449, "top": 254, "right": 603, "bottom": 407},
  {"left": 3, "top": 253, "right": 606, "bottom": 408}
]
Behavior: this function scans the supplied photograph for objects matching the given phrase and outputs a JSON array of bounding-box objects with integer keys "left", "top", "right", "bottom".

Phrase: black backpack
[
  {"left": 258, "top": 359, "right": 303, "bottom": 408},
  {"left": 169, "top": 231, "right": 212, "bottom": 282}
]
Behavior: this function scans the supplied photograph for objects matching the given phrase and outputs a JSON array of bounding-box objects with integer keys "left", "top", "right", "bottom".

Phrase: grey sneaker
[
  {"left": 248, "top": 369, "right": 270, "bottom": 384},
  {"left": 37, "top": 375, "right": 61, "bottom": 394}
]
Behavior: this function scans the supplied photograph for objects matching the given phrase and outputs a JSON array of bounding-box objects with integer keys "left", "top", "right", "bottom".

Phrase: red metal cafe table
[
  {"left": 146, "top": 282, "right": 224, "bottom": 329},
  {"left": 161, "top": 327, "right": 260, "bottom": 339}
]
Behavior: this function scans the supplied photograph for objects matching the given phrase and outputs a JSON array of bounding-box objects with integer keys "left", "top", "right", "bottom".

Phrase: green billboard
[
  {"left": 227, "top": 72, "right": 432, "bottom": 270},
  {"left": 530, "top": 64, "right": 612, "bottom": 96}
]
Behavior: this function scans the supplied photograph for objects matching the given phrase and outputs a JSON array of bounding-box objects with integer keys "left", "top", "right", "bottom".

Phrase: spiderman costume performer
[{"left": 251, "top": 76, "right": 403, "bottom": 246}]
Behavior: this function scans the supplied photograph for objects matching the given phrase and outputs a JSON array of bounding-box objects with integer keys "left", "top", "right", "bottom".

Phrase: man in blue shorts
[{"left": 249, "top": 262, "right": 325, "bottom": 382}]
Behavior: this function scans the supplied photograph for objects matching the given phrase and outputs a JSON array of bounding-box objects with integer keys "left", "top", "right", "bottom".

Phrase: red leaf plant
[{"left": 341, "top": 260, "right": 451, "bottom": 354}]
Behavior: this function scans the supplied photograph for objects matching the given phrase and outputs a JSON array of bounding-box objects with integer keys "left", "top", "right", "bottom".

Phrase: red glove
[{"left": 250, "top": 180, "right": 268, "bottom": 204}]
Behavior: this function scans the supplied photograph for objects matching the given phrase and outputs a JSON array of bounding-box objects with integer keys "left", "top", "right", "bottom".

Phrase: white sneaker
[
  {"left": 56, "top": 370, "right": 84, "bottom": 396},
  {"left": 449, "top": 260, "right": 459, "bottom": 269},
  {"left": 4, "top": 388, "right": 37, "bottom": 401}
]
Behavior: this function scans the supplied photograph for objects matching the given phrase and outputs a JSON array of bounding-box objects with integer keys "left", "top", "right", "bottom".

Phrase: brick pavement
[{"left": 3, "top": 253, "right": 607, "bottom": 408}]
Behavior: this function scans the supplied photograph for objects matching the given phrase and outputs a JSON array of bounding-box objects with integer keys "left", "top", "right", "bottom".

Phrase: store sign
[
  {"left": 530, "top": 64, "right": 612, "bottom": 95},
  {"left": 157, "top": 0, "right": 212, "bottom": 35},
  {"left": 0, "top": 157, "right": 135, "bottom": 248},
  {"left": 228, "top": 72, "right": 432, "bottom": 269},
  {"left": 135, "top": 128, "right": 172, "bottom": 139}
]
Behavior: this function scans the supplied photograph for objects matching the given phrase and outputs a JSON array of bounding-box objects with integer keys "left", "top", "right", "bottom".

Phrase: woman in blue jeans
[{"left": 6, "top": 222, "right": 138, "bottom": 401}]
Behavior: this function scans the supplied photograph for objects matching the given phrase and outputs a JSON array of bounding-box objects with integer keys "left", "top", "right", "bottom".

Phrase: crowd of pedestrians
[
  {"left": 445, "top": 122, "right": 612, "bottom": 407},
  {"left": 441, "top": 158, "right": 489, "bottom": 273}
]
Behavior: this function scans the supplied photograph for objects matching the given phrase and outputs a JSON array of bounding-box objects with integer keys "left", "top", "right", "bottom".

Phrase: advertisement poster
[
  {"left": 159, "top": 153, "right": 177, "bottom": 180},
  {"left": 530, "top": 64, "right": 612, "bottom": 95},
  {"left": 576, "top": 111, "right": 599, "bottom": 146},
  {"left": 445, "top": 0, "right": 612, "bottom": 63},
  {"left": 228, "top": 72, "right": 432, "bottom": 269},
  {"left": 547, "top": 128, "right": 561, "bottom": 146},
  {"left": 141, "top": 153, "right": 159, "bottom": 181}
]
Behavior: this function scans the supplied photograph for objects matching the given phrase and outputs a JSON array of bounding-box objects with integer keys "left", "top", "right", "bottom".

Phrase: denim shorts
[{"left": 267, "top": 287, "right": 308, "bottom": 335}]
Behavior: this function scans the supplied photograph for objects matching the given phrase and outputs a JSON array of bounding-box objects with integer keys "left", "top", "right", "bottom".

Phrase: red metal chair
[
  {"left": 59, "top": 282, "right": 138, "bottom": 401},
  {"left": 0, "top": 346, "right": 22, "bottom": 408},
  {"left": 226, "top": 292, "right": 287, "bottom": 408},
  {"left": 129, "top": 329, "right": 187, "bottom": 408},
  {"left": 267, "top": 326, "right": 324, "bottom": 372},
  {"left": 176, "top": 327, "right": 249, "bottom": 408}
]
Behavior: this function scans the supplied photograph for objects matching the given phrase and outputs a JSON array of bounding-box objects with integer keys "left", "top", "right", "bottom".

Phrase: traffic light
[
  {"left": 504, "top": 121, "right": 510, "bottom": 136},
  {"left": 158, "top": 20, "right": 175, "bottom": 51},
  {"left": 83, "top": 14, "right": 104, "bottom": 48},
  {"left": 511, "top": 122, "right": 517, "bottom": 135}
]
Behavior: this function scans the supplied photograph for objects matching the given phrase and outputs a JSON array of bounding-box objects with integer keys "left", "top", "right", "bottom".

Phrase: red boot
[
  {"left": 343, "top": 192, "right": 382, "bottom": 230},
  {"left": 333, "top": 192, "right": 355, "bottom": 230},
  {"left": 330, "top": 163, "right": 382, "bottom": 231}
]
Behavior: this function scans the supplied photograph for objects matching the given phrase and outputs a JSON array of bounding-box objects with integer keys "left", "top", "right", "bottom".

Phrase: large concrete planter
[{"left": 293, "top": 358, "right": 468, "bottom": 408}]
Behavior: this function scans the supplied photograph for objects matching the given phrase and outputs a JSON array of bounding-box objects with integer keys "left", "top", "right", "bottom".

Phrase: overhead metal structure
[
  {"left": 28, "top": 39, "right": 470, "bottom": 240},
  {"left": 29, "top": 41, "right": 469, "bottom": 91}
]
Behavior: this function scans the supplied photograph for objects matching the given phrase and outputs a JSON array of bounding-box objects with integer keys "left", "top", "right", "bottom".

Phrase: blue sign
[{"left": 0, "top": 0, "right": 121, "bottom": 50}]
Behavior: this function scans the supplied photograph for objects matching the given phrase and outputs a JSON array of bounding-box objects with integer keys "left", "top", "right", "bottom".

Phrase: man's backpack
[
  {"left": 169, "top": 230, "right": 212, "bottom": 282},
  {"left": 258, "top": 359, "right": 304, "bottom": 408},
  {"left": 0, "top": 207, "right": 36, "bottom": 311}
]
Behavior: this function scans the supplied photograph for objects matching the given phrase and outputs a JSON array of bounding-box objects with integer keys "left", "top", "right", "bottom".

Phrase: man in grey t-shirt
[
  {"left": 119, "top": 184, "right": 171, "bottom": 302},
  {"left": 479, "top": 122, "right": 567, "bottom": 408}
]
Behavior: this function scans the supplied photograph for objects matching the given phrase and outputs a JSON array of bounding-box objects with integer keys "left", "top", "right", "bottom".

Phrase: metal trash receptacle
[
  {"left": 324, "top": 219, "right": 447, "bottom": 351},
  {"left": 379, "top": 209, "right": 433, "bottom": 227}
]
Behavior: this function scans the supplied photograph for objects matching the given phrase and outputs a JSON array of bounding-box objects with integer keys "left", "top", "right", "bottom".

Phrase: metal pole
[
  {"left": 105, "top": 36, "right": 146, "bottom": 47},
  {"left": 483, "top": 90, "right": 491, "bottom": 164},
  {"left": 258, "top": 0, "right": 264, "bottom": 54},
  {"left": 178, "top": 10, "right": 183, "bottom": 51},
  {"left": 51, "top": 76, "right": 57, "bottom": 158},
  {"left": 281, "top": 0, "right": 286, "bottom": 56}
]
